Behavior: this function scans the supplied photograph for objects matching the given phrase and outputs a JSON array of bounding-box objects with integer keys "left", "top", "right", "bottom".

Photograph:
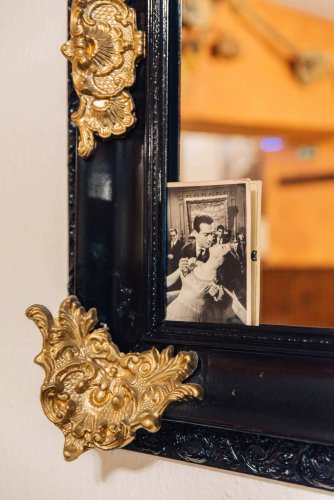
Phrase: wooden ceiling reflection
[{"left": 181, "top": 0, "right": 334, "bottom": 138}]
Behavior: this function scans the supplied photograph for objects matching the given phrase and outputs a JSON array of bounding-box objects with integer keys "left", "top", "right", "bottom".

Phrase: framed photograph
[{"left": 69, "top": 0, "right": 334, "bottom": 491}]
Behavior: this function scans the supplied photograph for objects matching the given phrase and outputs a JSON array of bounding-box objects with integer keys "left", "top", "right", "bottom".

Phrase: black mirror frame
[{"left": 68, "top": 0, "right": 334, "bottom": 491}]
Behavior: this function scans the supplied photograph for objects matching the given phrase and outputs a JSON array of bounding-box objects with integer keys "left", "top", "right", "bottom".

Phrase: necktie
[{"left": 198, "top": 248, "right": 209, "bottom": 262}]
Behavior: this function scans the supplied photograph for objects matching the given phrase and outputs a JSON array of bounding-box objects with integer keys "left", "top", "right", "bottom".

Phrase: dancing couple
[{"left": 166, "top": 214, "right": 246, "bottom": 324}]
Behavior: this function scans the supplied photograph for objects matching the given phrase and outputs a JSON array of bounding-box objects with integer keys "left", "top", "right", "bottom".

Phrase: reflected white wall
[{"left": 181, "top": 132, "right": 259, "bottom": 182}]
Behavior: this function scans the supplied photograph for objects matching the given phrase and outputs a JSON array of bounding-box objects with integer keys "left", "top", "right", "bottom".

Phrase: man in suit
[
  {"left": 179, "top": 214, "right": 214, "bottom": 270},
  {"left": 167, "top": 228, "right": 183, "bottom": 274},
  {"left": 215, "top": 225, "right": 224, "bottom": 245}
]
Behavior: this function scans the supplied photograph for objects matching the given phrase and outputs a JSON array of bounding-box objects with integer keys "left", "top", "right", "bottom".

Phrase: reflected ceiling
[{"left": 275, "top": 0, "right": 334, "bottom": 20}]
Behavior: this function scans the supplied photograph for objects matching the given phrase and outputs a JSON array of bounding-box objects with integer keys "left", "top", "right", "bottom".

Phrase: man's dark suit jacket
[
  {"left": 167, "top": 238, "right": 183, "bottom": 274},
  {"left": 181, "top": 241, "right": 210, "bottom": 262},
  {"left": 180, "top": 241, "right": 197, "bottom": 259}
]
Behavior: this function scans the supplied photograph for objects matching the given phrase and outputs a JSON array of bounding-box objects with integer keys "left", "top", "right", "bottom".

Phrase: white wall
[{"left": 0, "top": 1, "right": 332, "bottom": 499}]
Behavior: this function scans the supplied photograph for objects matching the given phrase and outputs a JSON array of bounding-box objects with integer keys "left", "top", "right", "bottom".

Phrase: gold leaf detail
[
  {"left": 62, "top": 0, "right": 145, "bottom": 158},
  {"left": 26, "top": 296, "right": 203, "bottom": 461}
]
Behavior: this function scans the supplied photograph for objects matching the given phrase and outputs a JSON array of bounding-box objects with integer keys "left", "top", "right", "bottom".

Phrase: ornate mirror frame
[{"left": 67, "top": 0, "right": 334, "bottom": 490}]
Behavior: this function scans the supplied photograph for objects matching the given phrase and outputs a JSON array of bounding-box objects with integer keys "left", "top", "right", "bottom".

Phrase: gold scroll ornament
[
  {"left": 26, "top": 297, "right": 203, "bottom": 461},
  {"left": 62, "top": 0, "right": 145, "bottom": 158}
]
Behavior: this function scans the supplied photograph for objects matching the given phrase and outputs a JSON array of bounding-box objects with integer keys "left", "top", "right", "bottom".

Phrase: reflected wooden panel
[
  {"left": 263, "top": 139, "right": 334, "bottom": 268},
  {"left": 261, "top": 269, "right": 334, "bottom": 327}
]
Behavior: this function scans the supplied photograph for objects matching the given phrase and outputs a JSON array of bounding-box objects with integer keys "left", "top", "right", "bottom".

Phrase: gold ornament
[
  {"left": 26, "top": 296, "right": 203, "bottom": 461},
  {"left": 62, "top": 0, "right": 145, "bottom": 158}
]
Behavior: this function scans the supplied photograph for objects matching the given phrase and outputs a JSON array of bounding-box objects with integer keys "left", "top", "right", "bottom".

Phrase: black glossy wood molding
[
  {"left": 68, "top": 0, "right": 334, "bottom": 490},
  {"left": 130, "top": 422, "right": 334, "bottom": 492}
]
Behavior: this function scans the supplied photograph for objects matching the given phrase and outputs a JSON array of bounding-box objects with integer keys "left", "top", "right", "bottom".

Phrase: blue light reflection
[{"left": 260, "top": 137, "right": 285, "bottom": 153}]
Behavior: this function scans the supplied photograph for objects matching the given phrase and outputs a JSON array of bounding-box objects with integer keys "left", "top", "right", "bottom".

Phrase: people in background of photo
[
  {"left": 236, "top": 226, "right": 246, "bottom": 272},
  {"left": 215, "top": 224, "right": 224, "bottom": 245},
  {"left": 167, "top": 228, "right": 183, "bottom": 292},
  {"left": 213, "top": 224, "right": 232, "bottom": 245},
  {"left": 167, "top": 228, "right": 183, "bottom": 274},
  {"left": 188, "top": 230, "right": 196, "bottom": 243},
  {"left": 223, "top": 226, "right": 232, "bottom": 243}
]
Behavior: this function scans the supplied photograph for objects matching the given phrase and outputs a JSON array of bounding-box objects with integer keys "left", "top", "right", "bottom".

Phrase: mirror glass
[{"left": 180, "top": 0, "right": 334, "bottom": 327}]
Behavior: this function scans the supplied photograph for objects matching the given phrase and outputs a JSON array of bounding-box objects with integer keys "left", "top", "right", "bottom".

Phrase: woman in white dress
[{"left": 166, "top": 244, "right": 246, "bottom": 323}]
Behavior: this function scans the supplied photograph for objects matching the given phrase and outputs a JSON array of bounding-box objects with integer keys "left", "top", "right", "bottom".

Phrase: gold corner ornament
[
  {"left": 61, "top": 0, "right": 145, "bottom": 158},
  {"left": 26, "top": 296, "right": 203, "bottom": 461}
]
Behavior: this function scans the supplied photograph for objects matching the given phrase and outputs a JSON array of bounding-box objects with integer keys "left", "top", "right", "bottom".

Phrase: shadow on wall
[
  {"left": 94, "top": 446, "right": 334, "bottom": 498},
  {"left": 95, "top": 448, "right": 157, "bottom": 481}
]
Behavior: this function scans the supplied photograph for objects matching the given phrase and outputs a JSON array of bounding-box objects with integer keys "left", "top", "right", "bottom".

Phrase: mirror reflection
[{"left": 181, "top": 0, "right": 334, "bottom": 327}]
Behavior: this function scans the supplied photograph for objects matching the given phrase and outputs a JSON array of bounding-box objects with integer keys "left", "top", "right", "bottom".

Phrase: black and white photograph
[{"left": 166, "top": 181, "right": 251, "bottom": 325}]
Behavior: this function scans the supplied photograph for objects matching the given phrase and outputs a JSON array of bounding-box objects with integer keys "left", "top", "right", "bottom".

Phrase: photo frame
[
  {"left": 68, "top": 0, "right": 334, "bottom": 491},
  {"left": 165, "top": 181, "right": 251, "bottom": 325}
]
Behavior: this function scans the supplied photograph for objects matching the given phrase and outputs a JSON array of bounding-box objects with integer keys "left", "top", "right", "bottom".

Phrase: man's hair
[
  {"left": 193, "top": 214, "right": 214, "bottom": 232},
  {"left": 237, "top": 226, "right": 246, "bottom": 236},
  {"left": 217, "top": 224, "right": 224, "bottom": 231},
  {"left": 169, "top": 228, "right": 177, "bottom": 235}
]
